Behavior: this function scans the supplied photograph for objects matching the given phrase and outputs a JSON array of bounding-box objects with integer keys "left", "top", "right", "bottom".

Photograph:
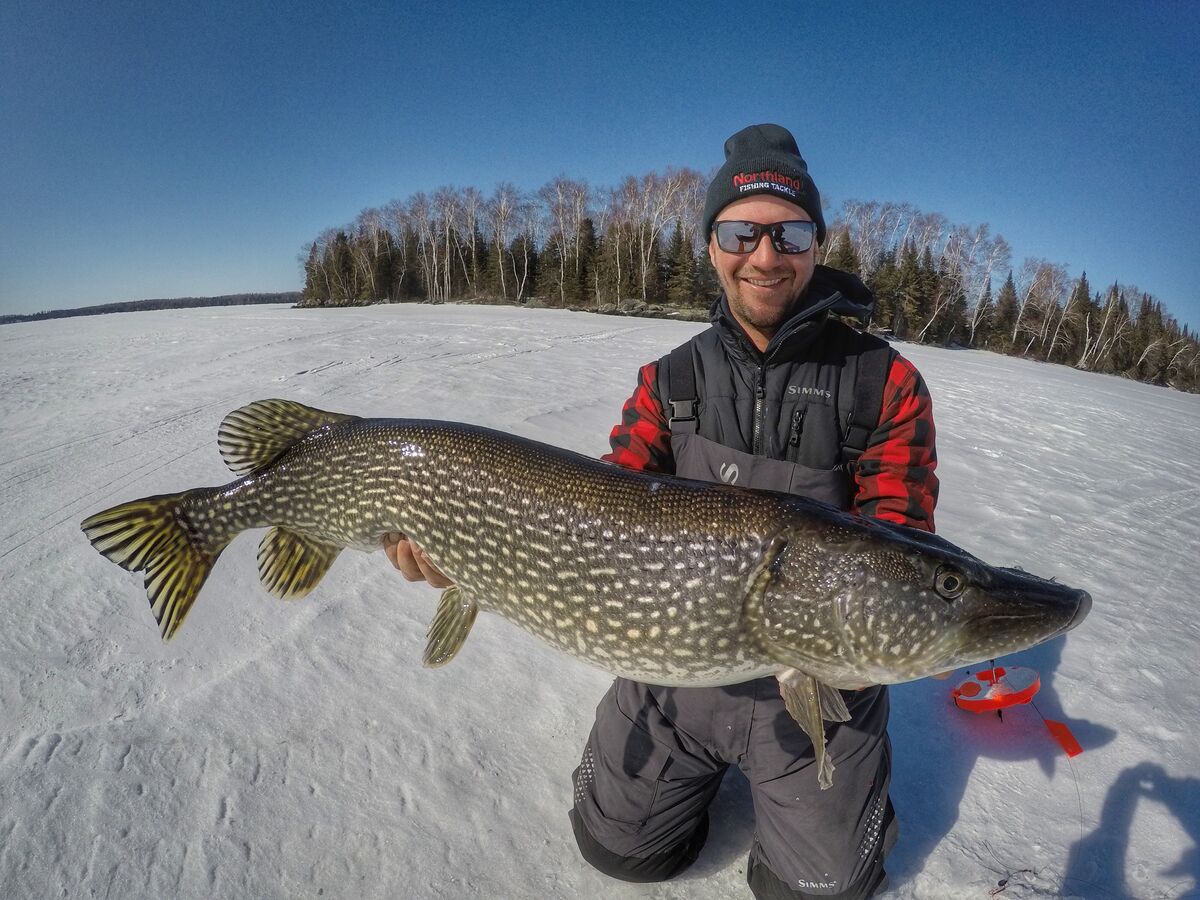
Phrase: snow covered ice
[{"left": 1, "top": 304, "right": 1197, "bottom": 899}]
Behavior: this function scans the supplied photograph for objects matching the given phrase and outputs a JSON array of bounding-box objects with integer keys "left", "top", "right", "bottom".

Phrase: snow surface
[{"left": 1, "top": 304, "right": 1197, "bottom": 900}]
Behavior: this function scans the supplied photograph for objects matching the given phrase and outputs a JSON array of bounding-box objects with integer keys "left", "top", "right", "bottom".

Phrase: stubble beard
[{"left": 722, "top": 268, "right": 815, "bottom": 341}]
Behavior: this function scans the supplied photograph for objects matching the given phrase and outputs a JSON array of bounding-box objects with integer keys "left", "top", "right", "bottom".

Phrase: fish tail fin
[{"left": 81, "top": 492, "right": 228, "bottom": 640}]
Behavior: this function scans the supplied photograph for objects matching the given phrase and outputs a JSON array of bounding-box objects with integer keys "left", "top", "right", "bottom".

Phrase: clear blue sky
[{"left": 2, "top": 1, "right": 1197, "bottom": 328}]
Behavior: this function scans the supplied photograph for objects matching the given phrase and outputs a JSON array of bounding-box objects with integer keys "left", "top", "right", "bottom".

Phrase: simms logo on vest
[
  {"left": 733, "top": 170, "right": 804, "bottom": 199},
  {"left": 787, "top": 385, "right": 831, "bottom": 400}
]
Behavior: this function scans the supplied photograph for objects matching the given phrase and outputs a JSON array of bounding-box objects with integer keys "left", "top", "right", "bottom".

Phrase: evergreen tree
[
  {"left": 664, "top": 221, "right": 697, "bottom": 307},
  {"left": 913, "top": 246, "right": 938, "bottom": 339},
  {"left": 535, "top": 232, "right": 565, "bottom": 303},
  {"left": 867, "top": 249, "right": 899, "bottom": 333},
  {"left": 576, "top": 218, "right": 598, "bottom": 307},
  {"left": 823, "top": 226, "right": 860, "bottom": 276},
  {"left": 991, "top": 271, "right": 1019, "bottom": 351},
  {"left": 693, "top": 247, "right": 719, "bottom": 307},
  {"left": 891, "top": 243, "right": 923, "bottom": 339},
  {"left": 330, "top": 231, "right": 355, "bottom": 305},
  {"left": 302, "top": 243, "right": 324, "bottom": 304}
]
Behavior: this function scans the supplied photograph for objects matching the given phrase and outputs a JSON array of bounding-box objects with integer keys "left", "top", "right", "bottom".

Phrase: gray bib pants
[{"left": 570, "top": 428, "right": 898, "bottom": 900}]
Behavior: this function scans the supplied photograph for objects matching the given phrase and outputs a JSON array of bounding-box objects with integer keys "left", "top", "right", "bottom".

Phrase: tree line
[
  {"left": 0, "top": 292, "right": 301, "bottom": 326},
  {"left": 299, "top": 177, "right": 1199, "bottom": 393}
]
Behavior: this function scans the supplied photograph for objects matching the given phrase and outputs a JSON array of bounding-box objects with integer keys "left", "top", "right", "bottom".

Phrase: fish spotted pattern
[{"left": 82, "top": 399, "right": 1091, "bottom": 788}]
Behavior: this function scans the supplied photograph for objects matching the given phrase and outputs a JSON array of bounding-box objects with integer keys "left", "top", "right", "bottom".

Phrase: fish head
[{"left": 756, "top": 515, "right": 1092, "bottom": 687}]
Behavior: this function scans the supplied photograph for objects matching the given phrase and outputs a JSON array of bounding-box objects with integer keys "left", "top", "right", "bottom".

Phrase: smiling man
[
  {"left": 567, "top": 125, "right": 940, "bottom": 899},
  {"left": 385, "top": 124, "right": 939, "bottom": 899}
]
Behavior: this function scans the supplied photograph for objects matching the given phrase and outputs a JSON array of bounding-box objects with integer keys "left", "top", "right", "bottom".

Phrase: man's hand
[{"left": 382, "top": 532, "right": 453, "bottom": 588}]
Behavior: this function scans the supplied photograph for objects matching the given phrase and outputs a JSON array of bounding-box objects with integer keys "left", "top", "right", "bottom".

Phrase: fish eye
[{"left": 935, "top": 566, "right": 966, "bottom": 601}]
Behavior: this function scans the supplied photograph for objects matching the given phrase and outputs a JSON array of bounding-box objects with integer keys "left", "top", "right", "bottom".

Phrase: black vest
[{"left": 657, "top": 307, "right": 891, "bottom": 510}]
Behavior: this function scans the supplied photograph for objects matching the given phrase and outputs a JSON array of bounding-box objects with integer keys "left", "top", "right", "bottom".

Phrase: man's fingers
[
  {"left": 383, "top": 533, "right": 452, "bottom": 586},
  {"left": 382, "top": 532, "right": 402, "bottom": 567},
  {"left": 391, "top": 537, "right": 428, "bottom": 581},
  {"left": 415, "top": 547, "right": 453, "bottom": 588}
]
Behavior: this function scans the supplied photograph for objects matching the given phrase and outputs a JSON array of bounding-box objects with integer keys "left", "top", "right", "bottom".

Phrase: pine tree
[
  {"left": 535, "top": 232, "right": 565, "bottom": 303},
  {"left": 664, "top": 221, "right": 696, "bottom": 307},
  {"left": 991, "top": 272, "right": 1018, "bottom": 352},
  {"left": 891, "top": 243, "right": 923, "bottom": 339},
  {"left": 576, "top": 218, "right": 598, "bottom": 307},
  {"left": 867, "top": 250, "right": 899, "bottom": 333},
  {"left": 302, "top": 243, "right": 323, "bottom": 304},
  {"left": 822, "top": 226, "right": 860, "bottom": 276},
  {"left": 693, "top": 247, "right": 719, "bottom": 307}
]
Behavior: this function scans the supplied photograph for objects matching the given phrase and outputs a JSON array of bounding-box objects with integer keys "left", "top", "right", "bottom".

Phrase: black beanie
[{"left": 702, "top": 124, "right": 826, "bottom": 245}]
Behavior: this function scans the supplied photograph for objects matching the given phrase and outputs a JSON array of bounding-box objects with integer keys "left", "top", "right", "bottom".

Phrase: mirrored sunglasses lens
[
  {"left": 715, "top": 221, "right": 762, "bottom": 253},
  {"left": 774, "top": 222, "right": 815, "bottom": 253}
]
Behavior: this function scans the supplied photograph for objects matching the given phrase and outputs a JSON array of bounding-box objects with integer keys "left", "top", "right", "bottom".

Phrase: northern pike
[{"left": 82, "top": 399, "right": 1091, "bottom": 788}]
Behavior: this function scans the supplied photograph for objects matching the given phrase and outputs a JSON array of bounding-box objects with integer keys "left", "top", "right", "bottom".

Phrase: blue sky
[{"left": 2, "top": 1, "right": 1197, "bottom": 328}]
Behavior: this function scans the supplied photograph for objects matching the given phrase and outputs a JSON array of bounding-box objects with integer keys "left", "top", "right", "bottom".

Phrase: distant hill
[{"left": 0, "top": 292, "right": 302, "bottom": 325}]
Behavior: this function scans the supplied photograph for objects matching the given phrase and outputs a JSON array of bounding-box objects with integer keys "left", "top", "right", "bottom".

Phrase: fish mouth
[
  {"left": 1064, "top": 588, "right": 1092, "bottom": 632},
  {"left": 955, "top": 586, "right": 1092, "bottom": 665}
]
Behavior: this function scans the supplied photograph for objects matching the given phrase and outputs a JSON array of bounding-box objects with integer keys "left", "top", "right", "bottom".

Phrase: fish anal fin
[
  {"left": 257, "top": 527, "right": 343, "bottom": 599},
  {"left": 776, "top": 668, "right": 846, "bottom": 790},
  {"left": 423, "top": 586, "right": 479, "bottom": 668},
  {"left": 218, "top": 399, "right": 360, "bottom": 476}
]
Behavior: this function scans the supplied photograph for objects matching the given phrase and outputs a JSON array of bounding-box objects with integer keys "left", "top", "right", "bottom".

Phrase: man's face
[{"left": 707, "top": 194, "right": 818, "bottom": 351}]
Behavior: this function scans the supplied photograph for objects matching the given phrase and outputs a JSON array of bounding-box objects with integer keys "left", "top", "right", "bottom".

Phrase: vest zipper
[
  {"left": 788, "top": 405, "right": 807, "bottom": 447},
  {"left": 752, "top": 366, "right": 766, "bottom": 455}
]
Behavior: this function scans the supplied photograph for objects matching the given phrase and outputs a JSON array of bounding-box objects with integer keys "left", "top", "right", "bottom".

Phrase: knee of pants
[
  {"left": 569, "top": 807, "right": 708, "bottom": 884},
  {"left": 747, "top": 845, "right": 889, "bottom": 900}
]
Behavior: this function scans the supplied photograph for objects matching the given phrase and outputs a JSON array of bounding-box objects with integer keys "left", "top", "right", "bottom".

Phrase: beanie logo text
[{"left": 732, "top": 170, "right": 805, "bottom": 199}]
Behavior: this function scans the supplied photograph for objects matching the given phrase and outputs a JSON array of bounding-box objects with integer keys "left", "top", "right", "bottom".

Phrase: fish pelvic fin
[
  {"left": 776, "top": 669, "right": 851, "bottom": 791},
  {"left": 257, "top": 527, "right": 343, "bottom": 600},
  {"left": 217, "top": 399, "right": 360, "bottom": 476},
  {"left": 423, "top": 586, "right": 479, "bottom": 668},
  {"left": 81, "top": 493, "right": 227, "bottom": 641}
]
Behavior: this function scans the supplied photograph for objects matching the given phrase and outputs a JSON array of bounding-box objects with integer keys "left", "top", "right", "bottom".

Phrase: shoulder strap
[
  {"left": 666, "top": 340, "right": 699, "bottom": 436},
  {"left": 841, "top": 338, "right": 891, "bottom": 466}
]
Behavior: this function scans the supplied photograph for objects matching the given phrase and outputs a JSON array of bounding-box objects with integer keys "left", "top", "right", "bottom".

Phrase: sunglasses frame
[{"left": 712, "top": 219, "right": 817, "bottom": 255}]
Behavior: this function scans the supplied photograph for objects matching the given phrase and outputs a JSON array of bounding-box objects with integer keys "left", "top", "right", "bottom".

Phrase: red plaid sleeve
[
  {"left": 851, "top": 354, "right": 939, "bottom": 532},
  {"left": 602, "top": 361, "right": 673, "bottom": 473}
]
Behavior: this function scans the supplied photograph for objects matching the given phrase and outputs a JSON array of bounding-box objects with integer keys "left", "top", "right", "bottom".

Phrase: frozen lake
[{"left": 1, "top": 303, "right": 1197, "bottom": 898}]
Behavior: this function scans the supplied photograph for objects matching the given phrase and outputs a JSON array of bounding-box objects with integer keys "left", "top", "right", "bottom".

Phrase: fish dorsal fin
[
  {"left": 776, "top": 669, "right": 851, "bottom": 791},
  {"left": 257, "top": 527, "right": 343, "bottom": 599},
  {"left": 218, "top": 399, "right": 360, "bottom": 475},
  {"left": 423, "top": 586, "right": 479, "bottom": 667}
]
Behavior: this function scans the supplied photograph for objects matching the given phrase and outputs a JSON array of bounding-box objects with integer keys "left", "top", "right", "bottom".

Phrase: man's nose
[{"left": 748, "top": 232, "right": 783, "bottom": 267}]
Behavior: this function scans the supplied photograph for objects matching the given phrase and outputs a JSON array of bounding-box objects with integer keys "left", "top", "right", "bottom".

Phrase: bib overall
[{"left": 570, "top": 299, "right": 900, "bottom": 900}]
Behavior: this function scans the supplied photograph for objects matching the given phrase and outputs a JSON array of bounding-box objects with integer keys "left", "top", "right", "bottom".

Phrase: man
[{"left": 386, "top": 124, "right": 938, "bottom": 899}]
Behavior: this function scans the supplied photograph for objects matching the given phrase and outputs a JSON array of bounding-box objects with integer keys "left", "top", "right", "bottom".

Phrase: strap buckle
[{"left": 669, "top": 399, "right": 697, "bottom": 424}]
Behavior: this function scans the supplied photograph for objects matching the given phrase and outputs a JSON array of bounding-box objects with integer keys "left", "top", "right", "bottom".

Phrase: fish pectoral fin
[
  {"left": 776, "top": 669, "right": 846, "bottom": 791},
  {"left": 218, "top": 399, "right": 360, "bottom": 475},
  {"left": 423, "top": 586, "right": 479, "bottom": 668},
  {"left": 257, "top": 527, "right": 343, "bottom": 600},
  {"left": 741, "top": 533, "right": 790, "bottom": 639}
]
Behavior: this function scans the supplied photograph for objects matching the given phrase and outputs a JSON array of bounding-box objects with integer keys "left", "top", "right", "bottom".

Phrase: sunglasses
[{"left": 712, "top": 220, "right": 817, "bottom": 255}]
